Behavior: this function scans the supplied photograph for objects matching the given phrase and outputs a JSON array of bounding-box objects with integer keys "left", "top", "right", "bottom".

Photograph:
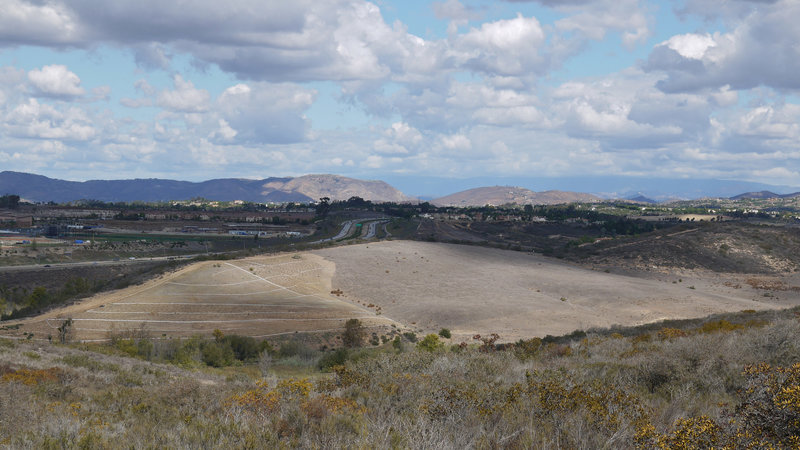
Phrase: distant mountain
[
  {"left": 0, "top": 172, "right": 414, "bottom": 203},
  {"left": 432, "top": 186, "right": 600, "bottom": 207},
  {"left": 626, "top": 195, "right": 657, "bottom": 204},
  {"left": 383, "top": 175, "right": 800, "bottom": 201},
  {"left": 730, "top": 191, "right": 800, "bottom": 200}
]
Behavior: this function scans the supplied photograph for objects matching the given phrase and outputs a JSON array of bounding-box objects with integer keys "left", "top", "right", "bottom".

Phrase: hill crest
[
  {"left": 432, "top": 186, "right": 600, "bottom": 206},
  {"left": 0, "top": 171, "right": 414, "bottom": 203}
]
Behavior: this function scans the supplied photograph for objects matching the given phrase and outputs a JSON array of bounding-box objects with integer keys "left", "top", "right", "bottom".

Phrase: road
[
  {"left": 2, "top": 217, "right": 392, "bottom": 271},
  {"left": 310, "top": 217, "right": 389, "bottom": 244},
  {"left": 0, "top": 254, "right": 200, "bottom": 273},
  {"left": 364, "top": 220, "right": 389, "bottom": 239}
]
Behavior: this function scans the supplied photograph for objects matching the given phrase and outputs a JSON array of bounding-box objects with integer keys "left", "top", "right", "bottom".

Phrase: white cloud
[
  {"left": 441, "top": 133, "right": 471, "bottom": 150},
  {"left": 454, "top": 14, "right": 547, "bottom": 76},
  {"left": 645, "top": 1, "right": 800, "bottom": 92},
  {"left": 157, "top": 74, "right": 210, "bottom": 113},
  {"left": 663, "top": 33, "right": 716, "bottom": 60},
  {"left": 27, "top": 64, "right": 85, "bottom": 97},
  {"left": 0, "top": 0, "right": 80, "bottom": 45},
  {"left": 4, "top": 98, "right": 95, "bottom": 140},
  {"left": 209, "top": 119, "right": 237, "bottom": 143}
]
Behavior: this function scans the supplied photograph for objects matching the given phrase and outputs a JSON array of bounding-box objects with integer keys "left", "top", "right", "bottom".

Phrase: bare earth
[
  {"left": 6, "top": 240, "right": 800, "bottom": 344},
  {"left": 314, "top": 241, "right": 800, "bottom": 342},
  {"left": 4, "top": 253, "right": 396, "bottom": 342}
]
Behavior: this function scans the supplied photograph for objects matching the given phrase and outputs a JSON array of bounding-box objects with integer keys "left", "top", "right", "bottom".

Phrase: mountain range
[
  {"left": 3, "top": 171, "right": 800, "bottom": 205},
  {"left": 0, "top": 171, "right": 413, "bottom": 204},
  {"left": 729, "top": 191, "right": 800, "bottom": 200}
]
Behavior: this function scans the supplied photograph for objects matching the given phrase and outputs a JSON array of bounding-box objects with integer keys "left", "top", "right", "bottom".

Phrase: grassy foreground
[{"left": 1, "top": 309, "right": 799, "bottom": 448}]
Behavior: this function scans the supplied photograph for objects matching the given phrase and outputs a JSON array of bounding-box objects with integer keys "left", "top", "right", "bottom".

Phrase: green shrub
[
  {"left": 342, "top": 319, "right": 366, "bottom": 348},
  {"left": 222, "top": 334, "right": 260, "bottom": 361},
  {"left": 201, "top": 341, "right": 235, "bottom": 367},
  {"left": 438, "top": 328, "right": 451, "bottom": 339},
  {"left": 318, "top": 348, "right": 349, "bottom": 371},
  {"left": 417, "top": 334, "right": 444, "bottom": 352}
]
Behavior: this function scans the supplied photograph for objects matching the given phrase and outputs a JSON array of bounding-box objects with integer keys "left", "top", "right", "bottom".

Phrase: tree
[
  {"left": 316, "top": 197, "right": 330, "bottom": 218},
  {"left": 57, "top": 318, "right": 73, "bottom": 344},
  {"left": 342, "top": 318, "right": 365, "bottom": 348},
  {"left": 0, "top": 194, "right": 20, "bottom": 209}
]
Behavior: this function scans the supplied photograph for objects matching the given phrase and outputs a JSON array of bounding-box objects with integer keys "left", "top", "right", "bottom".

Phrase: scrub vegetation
[{"left": 1, "top": 307, "right": 798, "bottom": 448}]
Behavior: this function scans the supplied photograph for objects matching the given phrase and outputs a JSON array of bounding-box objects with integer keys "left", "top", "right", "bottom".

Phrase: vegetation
[{"left": 0, "top": 307, "right": 798, "bottom": 447}]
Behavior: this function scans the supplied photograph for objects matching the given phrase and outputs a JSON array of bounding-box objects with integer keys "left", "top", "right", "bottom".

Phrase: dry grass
[{"left": 0, "top": 307, "right": 798, "bottom": 448}]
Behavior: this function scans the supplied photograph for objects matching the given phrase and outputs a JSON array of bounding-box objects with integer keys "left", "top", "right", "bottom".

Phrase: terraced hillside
[{"left": 3, "top": 254, "right": 395, "bottom": 342}]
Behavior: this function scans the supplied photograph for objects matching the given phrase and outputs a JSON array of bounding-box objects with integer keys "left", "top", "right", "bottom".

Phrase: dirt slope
[
  {"left": 2, "top": 253, "right": 396, "bottom": 342},
  {"left": 314, "top": 241, "right": 800, "bottom": 342}
]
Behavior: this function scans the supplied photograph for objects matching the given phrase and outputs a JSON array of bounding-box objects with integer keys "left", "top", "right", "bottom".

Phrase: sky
[{"left": 1, "top": 0, "right": 799, "bottom": 194}]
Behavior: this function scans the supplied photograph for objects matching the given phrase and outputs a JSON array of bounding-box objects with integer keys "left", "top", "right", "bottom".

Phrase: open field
[
  {"left": 2, "top": 253, "right": 396, "bottom": 342},
  {"left": 314, "top": 241, "right": 800, "bottom": 341},
  {"left": 6, "top": 232, "right": 800, "bottom": 344}
]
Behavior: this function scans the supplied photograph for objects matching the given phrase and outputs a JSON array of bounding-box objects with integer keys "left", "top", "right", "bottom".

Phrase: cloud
[
  {"left": 645, "top": 1, "right": 800, "bottom": 93},
  {"left": 0, "top": 0, "right": 80, "bottom": 46},
  {"left": 432, "top": 0, "right": 482, "bottom": 31},
  {"left": 215, "top": 82, "right": 315, "bottom": 144},
  {"left": 453, "top": 14, "right": 547, "bottom": 76},
  {"left": 132, "top": 43, "right": 172, "bottom": 70},
  {"left": 3, "top": 98, "right": 96, "bottom": 140},
  {"left": 157, "top": 74, "right": 210, "bottom": 112},
  {"left": 27, "top": 64, "right": 85, "bottom": 97},
  {"left": 505, "top": 0, "right": 651, "bottom": 48}
]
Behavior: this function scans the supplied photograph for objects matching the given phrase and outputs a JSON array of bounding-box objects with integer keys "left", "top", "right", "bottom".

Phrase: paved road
[
  {"left": 364, "top": 220, "right": 389, "bottom": 239},
  {"left": 310, "top": 217, "right": 389, "bottom": 244}
]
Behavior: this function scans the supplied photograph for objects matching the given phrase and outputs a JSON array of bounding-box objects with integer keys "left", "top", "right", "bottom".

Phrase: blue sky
[{"left": 0, "top": 0, "right": 798, "bottom": 194}]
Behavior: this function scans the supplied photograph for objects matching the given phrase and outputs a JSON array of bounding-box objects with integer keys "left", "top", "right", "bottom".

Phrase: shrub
[
  {"left": 514, "top": 337, "right": 542, "bottom": 360},
  {"left": 318, "top": 348, "right": 349, "bottom": 371},
  {"left": 222, "top": 334, "right": 260, "bottom": 361},
  {"left": 402, "top": 332, "right": 418, "bottom": 343},
  {"left": 342, "top": 319, "right": 366, "bottom": 348},
  {"left": 201, "top": 341, "right": 235, "bottom": 367},
  {"left": 392, "top": 336, "right": 402, "bottom": 351},
  {"left": 417, "top": 334, "right": 444, "bottom": 352},
  {"left": 438, "top": 328, "right": 451, "bottom": 339}
]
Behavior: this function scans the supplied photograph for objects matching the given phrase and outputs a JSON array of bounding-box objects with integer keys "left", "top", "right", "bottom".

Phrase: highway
[
  {"left": 2, "top": 218, "right": 392, "bottom": 271},
  {"left": 310, "top": 217, "right": 389, "bottom": 244}
]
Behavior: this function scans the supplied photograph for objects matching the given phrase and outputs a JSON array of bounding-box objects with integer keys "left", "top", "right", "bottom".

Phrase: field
[
  {"left": 5, "top": 237, "right": 800, "bottom": 344},
  {"left": 315, "top": 240, "right": 800, "bottom": 341},
  {"left": 3, "top": 253, "right": 396, "bottom": 342}
]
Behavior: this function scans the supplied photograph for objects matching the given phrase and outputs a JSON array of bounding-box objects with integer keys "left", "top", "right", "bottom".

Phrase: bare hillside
[
  {"left": 267, "top": 174, "right": 415, "bottom": 202},
  {"left": 432, "top": 186, "right": 600, "bottom": 206},
  {"left": 314, "top": 241, "right": 800, "bottom": 341}
]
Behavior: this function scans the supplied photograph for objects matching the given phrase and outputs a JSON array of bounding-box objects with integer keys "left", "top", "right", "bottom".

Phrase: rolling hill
[
  {"left": 0, "top": 171, "right": 414, "bottom": 203},
  {"left": 431, "top": 186, "right": 600, "bottom": 207},
  {"left": 730, "top": 190, "right": 800, "bottom": 200}
]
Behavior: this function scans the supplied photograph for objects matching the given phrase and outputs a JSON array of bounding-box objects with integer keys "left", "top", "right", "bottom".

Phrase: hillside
[
  {"left": 432, "top": 186, "right": 600, "bottom": 206},
  {"left": 731, "top": 190, "right": 800, "bottom": 200},
  {"left": 0, "top": 171, "right": 414, "bottom": 203},
  {"left": 1, "top": 306, "right": 798, "bottom": 448}
]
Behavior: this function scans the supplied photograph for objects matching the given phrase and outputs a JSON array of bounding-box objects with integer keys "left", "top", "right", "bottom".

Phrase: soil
[{"left": 314, "top": 241, "right": 800, "bottom": 342}]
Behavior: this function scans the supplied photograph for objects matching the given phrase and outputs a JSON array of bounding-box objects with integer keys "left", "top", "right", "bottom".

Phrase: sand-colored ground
[
  {"left": 314, "top": 241, "right": 800, "bottom": 342},
  {"left": 7, "top": 240, "right": 800, "bottom": 344},
  {"left": 5, "top": 253, "right": 395, "bottom": 342}
]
